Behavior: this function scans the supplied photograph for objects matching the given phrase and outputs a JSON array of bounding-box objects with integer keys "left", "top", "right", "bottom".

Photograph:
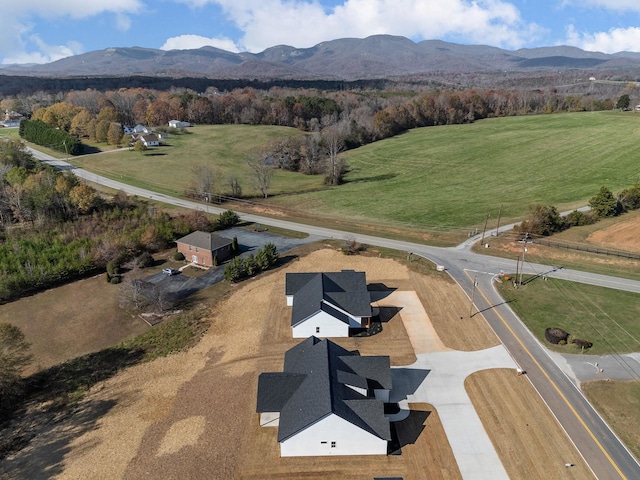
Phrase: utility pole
[
  {"left": 495, "top": 204, "right": 503, "bottom": 237},
  {"left": 514, "top": 255, "right": 519, "bottom": 288},
  {"left": 480, "top": 214, "right": 490, "bottom": 246},
  {"left": 519, "top": 242, "right": 527, "bottom": 286},
  {"left": 469, "top": 276, "right": 478, "bottom": 318}
]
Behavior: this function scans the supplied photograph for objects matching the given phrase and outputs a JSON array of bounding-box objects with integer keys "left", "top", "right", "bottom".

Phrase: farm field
[
  {"left": 71, "top": 111, "right": 640, "bottom": 244},
  {"left": 0, "top": 246, "right": 592, "bottom": 479}
]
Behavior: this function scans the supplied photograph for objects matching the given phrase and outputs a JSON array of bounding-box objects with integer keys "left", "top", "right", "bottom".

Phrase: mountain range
[{"left": 3, "top": 35, "right": 640, "bottom": 80}]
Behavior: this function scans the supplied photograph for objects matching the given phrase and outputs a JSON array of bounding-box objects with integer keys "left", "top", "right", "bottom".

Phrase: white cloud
[
  {"left": 178, "top": 0, "right": 542, "bottom": 52},
  {"left": 160, "top": 34, "right": 240, "bottom": 52},
  {"left": 566, "top": 25, "right": 640, "bottom": 53},
  {"left": 562, "top": 0, "right": 640, "bottom": 13},
  {"left": 0, "top": 0, "right": 143, "bottom": 64}
]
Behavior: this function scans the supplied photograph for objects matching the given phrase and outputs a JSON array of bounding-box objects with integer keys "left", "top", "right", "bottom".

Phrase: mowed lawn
[
  {"left": 496, "top": 277, "right": 640, "bottom": 355},
  {"left": 72, "top": 112, "right": 640, "bottom": 237},
  {"left": 72, "top": 124, "right": 322, "bottom": 197}
]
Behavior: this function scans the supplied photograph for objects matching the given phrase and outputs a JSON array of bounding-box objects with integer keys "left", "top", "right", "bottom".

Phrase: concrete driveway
[{"left": 382, "top": 290, "right": 517, "bottom": 480}]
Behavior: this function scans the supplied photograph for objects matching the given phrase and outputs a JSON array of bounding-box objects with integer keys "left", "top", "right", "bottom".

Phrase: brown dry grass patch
[
  {"left": 582, "top": 380, "right": 640, "bottom": 460},
  {"left": 0, "top": 274, "right": 148, "bottom": 375},
  {"left": 466, "top": 369, "right": 594, "bottom": 479}
]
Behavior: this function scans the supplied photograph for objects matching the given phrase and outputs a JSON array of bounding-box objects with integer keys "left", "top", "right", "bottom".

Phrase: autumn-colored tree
[
  {"left": 133, "top": 141, "right": 148, "bottom": 155},
  {"left": 97, "top": 106, "right": 119, "bottom": 123},
  {"left": 107, "top": 122, "right": 124, "bottom": 146},
  {"left": 70, "top": 184, "right": 98, "bottom": 213},
  {"left": 70, "top": 108, "right": 94, "bottom": 138},
  {"left": 95, "top": 119, "right": 110, "bottom": 143},
  {"left": 146, "top": 100, "right": 172, "bottom": 126},
  {"left": 41, "top": 102, "right": 79, "bottom": 131}
]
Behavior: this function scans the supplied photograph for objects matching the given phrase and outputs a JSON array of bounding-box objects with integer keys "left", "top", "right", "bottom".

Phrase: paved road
[{"left": 31, "top": 147, "right": 640, "bottom": 479}]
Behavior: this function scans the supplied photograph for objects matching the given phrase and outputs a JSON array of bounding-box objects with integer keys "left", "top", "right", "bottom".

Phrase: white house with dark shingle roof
[
  {"left": 256, "top": 336, "right": 392, "bottom": 456},
  {"left": 286, "top": 270, "right": 372, "bottom": 338}
]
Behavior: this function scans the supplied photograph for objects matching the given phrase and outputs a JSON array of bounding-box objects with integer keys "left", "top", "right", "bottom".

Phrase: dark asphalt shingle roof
[
  {"left": 175, "top": 231, "right": 232, "bottom": 251},
  {"left": 286, "top": 271, "right": 372, "bottom": 327},
  {"left": 256, "top": 336, "right": 391, "bottom": 443}
]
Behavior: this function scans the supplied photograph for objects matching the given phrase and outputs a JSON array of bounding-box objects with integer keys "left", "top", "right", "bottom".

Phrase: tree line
[
  {"left": 2, "top": 83, "right": 621, "bottom": 150},
  {"left": 516, "top": 184, "right": 640, "bottom": 237}
]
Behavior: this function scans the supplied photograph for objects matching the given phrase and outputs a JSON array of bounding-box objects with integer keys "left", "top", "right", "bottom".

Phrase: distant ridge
[{"left": 2, "top": 35, "right": 640, "bottom": 80}]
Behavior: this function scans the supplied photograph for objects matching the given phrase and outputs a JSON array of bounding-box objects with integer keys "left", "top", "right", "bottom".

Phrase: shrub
[
  {"left": 565, "top": 210, "right": 597, "bottom": 227},
  {"left": 134, "top": 252, "right": 154, "bottom": 268},
  {"left": 574, "top": 338, "right": 593, "bottom": 349},
  {"left": 216, "top": 209, "right": 240, "bottom": 230},
  {"left": 106, "top": 259, "right": 120, "bottom": 277},
  {"left": 110, "top": 276, "right": 121, "bottom": 284},
  {"left": 173, "top": 251, "right": 185, "bottom": 261},
  {"left": 545, "top": 327, "right": 569, "bottom": 344}
]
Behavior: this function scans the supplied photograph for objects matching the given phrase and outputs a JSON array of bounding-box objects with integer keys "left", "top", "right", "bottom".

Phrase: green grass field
[
  {"left": 277, "top": 111, "right": 640, "bottom": 235},
  {"left": 72, "top": 124, "right": 322, "bottom": 198},
  {"left": 496, "top": 276, "right": 640, "bottom": 355}
]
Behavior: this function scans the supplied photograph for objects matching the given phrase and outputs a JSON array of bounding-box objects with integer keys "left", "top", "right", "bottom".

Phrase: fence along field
[{"left": 74, "top": 111, "right": 640, "bottom": 242}]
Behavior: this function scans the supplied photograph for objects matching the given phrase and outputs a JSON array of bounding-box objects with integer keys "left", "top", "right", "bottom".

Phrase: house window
[
  {"left": 331, "top": 441, "right": 336, "bottom": 448},
  {"left": 195, "top": 247, "right": 199, "bottom": 252},
  {"left": 316, "top": 327, "right": 320, "bottom": 334},
  {"left": 188, "top": 246, "right": 192, "bottom": 251}
]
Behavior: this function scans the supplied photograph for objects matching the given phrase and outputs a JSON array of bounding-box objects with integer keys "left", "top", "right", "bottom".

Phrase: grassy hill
[
  {"left": 72, "top": 112, "right": 640, "bottom": 243},
  {"left": 72, "top": 124, "right": 320, "bottom": 197},
  {"left": 267, "top": 111, "right": 640, "bottom": 239}
]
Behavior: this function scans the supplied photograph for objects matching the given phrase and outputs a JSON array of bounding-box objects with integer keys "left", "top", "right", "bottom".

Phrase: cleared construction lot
[{"left": 5, "top": 246, "right": 593, "bottom": 479}]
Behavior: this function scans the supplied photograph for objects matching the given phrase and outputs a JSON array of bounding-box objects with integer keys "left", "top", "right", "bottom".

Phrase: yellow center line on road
[{"left": 464, "top": 270, "right": 627, "bottom": 480}]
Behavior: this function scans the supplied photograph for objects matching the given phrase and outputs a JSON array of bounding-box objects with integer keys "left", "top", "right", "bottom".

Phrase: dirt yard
[
  {"left": 2, "top": 246, "right": 592, "bottom": 479},
  {"left": 587, "top": 211, "right": 640, "bottom": 253}
]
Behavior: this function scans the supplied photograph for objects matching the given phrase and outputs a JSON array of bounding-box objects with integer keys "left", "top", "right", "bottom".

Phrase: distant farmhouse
[
  {"left": 286, "top": 270, "right": 372, "bottom": 338},
  {"left": 1, "top": 110, "right": 24, "bottom": 127},
  {"left": 132, "top": 124, "right": 153, "bottom": 134},
  {"left": 176, "top": 231, "right": 232, "bottom": 268},
  {"left": 137, "top": 133, "right": 159, "bottom": 147},
  {"left": 168, "top": 120, "right": 191, "bottom": 128},
  {"left": 256, "top": 336, "right": 392, "bottom": 457}
]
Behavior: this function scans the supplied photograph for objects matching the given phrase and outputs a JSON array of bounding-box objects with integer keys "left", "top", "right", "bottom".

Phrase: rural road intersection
[{"left": 29, "top": 146, "right": 640, "bottom": 479}]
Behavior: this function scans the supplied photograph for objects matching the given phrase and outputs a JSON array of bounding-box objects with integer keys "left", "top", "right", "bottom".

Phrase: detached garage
[{"left": 175, "top": 231, "right": 232, "bottom": 267}]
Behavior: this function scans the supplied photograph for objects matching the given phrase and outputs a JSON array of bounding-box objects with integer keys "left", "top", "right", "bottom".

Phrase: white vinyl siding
[
  {"left": 280, "top": 414, "right": 387, "bottom": 457},
  {"left": 292, "top": 310, "right": 349, "bottom": 338}
]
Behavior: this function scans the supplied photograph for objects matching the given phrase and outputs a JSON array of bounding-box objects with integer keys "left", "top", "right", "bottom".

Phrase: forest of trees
[
  {"left": 0, "top": 140, "right": 216, "bottom": 303},
  {"left": 1, "top": 82, "right": 625, "bottom": 186},
  {"left": 1, "top": 82, "right": 621, "bottom": 151}
]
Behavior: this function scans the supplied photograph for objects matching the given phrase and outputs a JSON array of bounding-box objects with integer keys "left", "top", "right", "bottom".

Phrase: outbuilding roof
[{"left": 256, "top": 336, "right": 391, "bottom": 443}]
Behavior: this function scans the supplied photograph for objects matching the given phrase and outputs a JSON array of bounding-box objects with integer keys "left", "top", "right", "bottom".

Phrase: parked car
[{"left": 162, "top": 267, "right": 178, "bottom": 276}]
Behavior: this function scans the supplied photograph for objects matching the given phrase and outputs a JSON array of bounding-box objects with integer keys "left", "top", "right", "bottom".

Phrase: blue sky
[{"left": 2, "top": 0, "right": 640, "bottom": 65}]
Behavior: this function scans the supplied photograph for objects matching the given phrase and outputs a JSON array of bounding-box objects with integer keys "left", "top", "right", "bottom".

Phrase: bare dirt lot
[
  {"left": 586, "top": 211, "right": 640, "bottom": 253},
  {"left": 2, "top": 246, "right": 592, "bottom": 479}
]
